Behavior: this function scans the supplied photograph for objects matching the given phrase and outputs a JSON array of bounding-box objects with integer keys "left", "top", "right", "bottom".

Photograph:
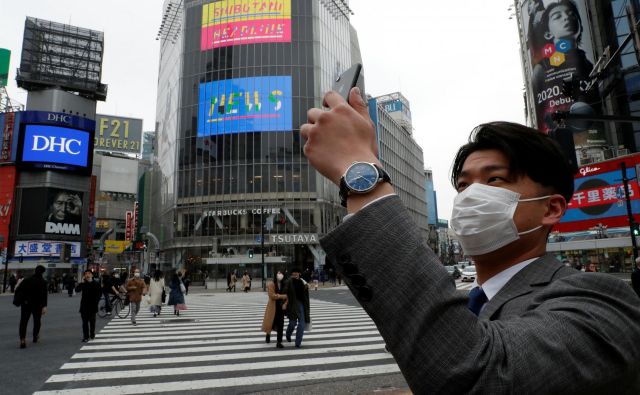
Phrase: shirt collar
[{"left": 479, "top": 257, "right": 540, "bottom": 301}]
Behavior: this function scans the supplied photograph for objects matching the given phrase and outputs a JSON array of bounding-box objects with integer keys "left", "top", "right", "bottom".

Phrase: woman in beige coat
[
  {"left": 261, "top": 270, "right": 288, "bottom": 348},
  {"left": 242, "top": 271, "right": 251, "bottom": 292},
  {"left": 148, "top": 270, "right": 165, "bottom": 317}
]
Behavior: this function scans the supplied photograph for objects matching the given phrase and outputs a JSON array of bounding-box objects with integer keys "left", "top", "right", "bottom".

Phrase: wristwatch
[{"left": 339, "top": 162, "right": 391, "bottom": 207}]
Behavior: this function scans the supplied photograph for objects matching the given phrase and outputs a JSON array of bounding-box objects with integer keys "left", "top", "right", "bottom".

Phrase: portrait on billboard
[
  {"left": 522, "top": 0, "right": 606, "bottom": 147},
  {"left": 197, "top": 76, "right": 293, "bottom": 136},
  {"left": 18, "top": 187, "right": 84, "bottom": 239}
]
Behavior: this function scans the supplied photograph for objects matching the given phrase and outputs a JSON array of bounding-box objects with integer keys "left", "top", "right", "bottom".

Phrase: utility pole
[{"left": 620, "top": 162, "right": 638, "bottom": 261}]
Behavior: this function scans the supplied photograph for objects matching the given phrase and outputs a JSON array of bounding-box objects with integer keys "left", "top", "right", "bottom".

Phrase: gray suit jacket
[{"left": 321, "top": 196, "right": 640, "bottom": 394}]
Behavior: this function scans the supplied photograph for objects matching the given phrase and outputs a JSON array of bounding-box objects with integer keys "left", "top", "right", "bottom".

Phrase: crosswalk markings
[{"left": 35, "top": 293, "right": 400, "bottom": 394}]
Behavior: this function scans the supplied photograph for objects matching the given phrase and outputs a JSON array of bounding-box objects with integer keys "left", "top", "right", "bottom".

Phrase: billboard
[
  {"left": 555, "top": 154, "right": 640, "bottom": 232},
  {"left": 95, "top": 115, "right": 143, "bottom": 154},
  {"left": 520, "top": 0, "right": 606, "bottom": 147},
  {"left": 14, "top": 240, "right": 81, "bottom": 258},
  {"left": 0, "top": 112, "right": 16, "bottom": 162},
  {"left": 100, "top": 155, "right": 139, "bottom": 194},
  {"left": 104, "top": 240, "right": 131, "bottom": 254},
  {"left": 0, "top": 48, "right": 9, "bottom": 87},
  {"left": 0, "top": 166, "right": 16, "bottom": 246},
  {"left": 18, "top": 187, "right": 84, "bottom": 240},
  {"left": 198, "top": 76, "right": 292, "bottom": 136},
  {"left": 201, "top": 0, "right": 291, "bottom": 50}
]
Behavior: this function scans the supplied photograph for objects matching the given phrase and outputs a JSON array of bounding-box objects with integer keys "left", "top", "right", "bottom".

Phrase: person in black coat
[
  {"left": 75, "top": 270, "right": 102, "bottom": 342},
  {"left": 17, "top": 265, "right": 48, "bottom": 349},
  {"left": 633, "top": 258, "right": 640, "bottom": 299}
]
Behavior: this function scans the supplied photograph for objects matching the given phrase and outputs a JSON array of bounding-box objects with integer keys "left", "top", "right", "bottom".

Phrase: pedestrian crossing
[
  {"left": 456, "top": 281, "right": 476, "bottom": 290},
  {"left": 34, "top": 293, "right": 400, "bottom": 394}
]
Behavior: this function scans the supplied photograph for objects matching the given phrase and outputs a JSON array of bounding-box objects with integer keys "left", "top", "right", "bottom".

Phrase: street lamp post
[{"left": 0, "top": 235, "right": 7, "bottom": 293}]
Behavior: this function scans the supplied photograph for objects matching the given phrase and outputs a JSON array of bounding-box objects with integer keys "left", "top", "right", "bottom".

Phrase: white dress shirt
[{"left": 480, "top": 257, "right": 540, "bottom": 301}]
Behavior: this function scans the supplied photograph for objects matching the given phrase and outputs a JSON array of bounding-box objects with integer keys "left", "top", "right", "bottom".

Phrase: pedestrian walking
[
  {"left": 75, "top": 270, "right": 102, "bottom": 342},
  {"left": 183, "top": 275, "right": 191, "bottom": 295},
  {"left": 126, "top": 269, "right": 147, "bottom": 325},
  {"left": 100, "top": 272, "right": 119, "bottom": 315},
  {"left": 168, "top": 272, "right": 187, "bottom": 316},
  {"left": 262, "top": 270, "right": 288, "bottom": 348},
  {"left": 311, "top": 270, "right": 319, "bottom": 291},
  {"left": 242, "top": 271, "right": 251, "bottom": 292},
  {"left": 226, "top": 271, "right": 237, "bottom": 292},
  {"left": 283, "top": 267, "right": 311, "bottom": 348},
  {"left": 15, "top": 265, "right": 48, "bottom": 349},
  {"left": 65, "top": 273, "right": 76, "bottom": 297},
  {"left": 9, "top": 273, "right": 17, "bottom": 293},
  {"left": 148, "top": 270, "right": 165, "bottom": 317}
]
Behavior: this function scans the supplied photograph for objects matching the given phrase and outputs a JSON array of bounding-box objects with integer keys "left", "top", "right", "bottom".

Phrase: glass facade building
[{"left": 153, "top": 0, "right": 360, "bottom": 283}]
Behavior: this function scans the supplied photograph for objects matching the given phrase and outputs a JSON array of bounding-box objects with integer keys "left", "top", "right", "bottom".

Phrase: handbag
[
  {"left": 180, "top": 282, "right": 186, "bottom": 294},
  {"left": 162, "top": 289, "right": 167, "bottom": 303}
]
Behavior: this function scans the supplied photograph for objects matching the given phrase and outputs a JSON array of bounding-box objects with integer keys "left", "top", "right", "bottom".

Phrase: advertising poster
[
  {"left": 19, "top": 187, "right": 84, "bottom": 239},
  {"left": 125, "top": 210, "right": 134, "bottom": 241},
  {"left": 0, "top": 166, "right": 16, "bottom": 246},
  {"left": 520, "top": 0, "right": 606, "bottom": 147},
  {"left": 198, "top": 76, "right": 292, "bottom": 136},
  {"left": 95, "top": 114, "right": 143, "bottom": 154},
  {"left": 201, "top": 0, "right": 291, "bottom": 50},
  {"left": 19, "top": 124, "right": 92, "bottom": 171},
  {"left": 555, "top": 154, "right": 640, "bottom": 232},
  {"left": 0, "top": 112, "right": 16, "bottom": 162}
]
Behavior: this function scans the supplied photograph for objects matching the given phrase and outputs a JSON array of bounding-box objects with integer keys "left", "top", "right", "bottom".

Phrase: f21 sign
[{"left": 18, "top": 124, "right": 93, "bottom": 173}]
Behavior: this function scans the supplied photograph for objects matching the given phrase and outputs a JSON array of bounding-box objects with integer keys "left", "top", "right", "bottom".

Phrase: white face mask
[
  {"left": 134, "top": 272, "right": 140, "bottom": 278},
  {"left": 450, "top": 183, "right": 550, "bottom": 256},
  {"left": 276, "top": 273, "right": 284, "bottom": 281}
]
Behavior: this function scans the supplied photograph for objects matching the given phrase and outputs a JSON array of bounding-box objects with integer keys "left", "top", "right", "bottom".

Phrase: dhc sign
[{"left": 21, "top": 124, "right": 90, "bottom": 167}]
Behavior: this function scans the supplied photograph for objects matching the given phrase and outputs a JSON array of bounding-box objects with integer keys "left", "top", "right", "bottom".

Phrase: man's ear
[{"left": 542, "top": 194, "right": 567, "bottom": 226}]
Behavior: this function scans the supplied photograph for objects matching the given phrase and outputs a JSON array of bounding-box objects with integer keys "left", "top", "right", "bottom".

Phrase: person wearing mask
[
  {"left": 148, "top": 270, "right": 165, "bottom": 317},
  {"left": 75, "top": 270, "right": 102, "bottom": 342},
  {"left": 168, "top": 272, "right": 187, "bottom": 316},
  {"left": 261, "top": 270, "right": 288, "bottom": 348},
  {"left": 242, "top": 271, "right": 251, "bottom": 293},
  {"left": 16, "top": 265, "right": 48, "bottom": 349},
  {"left": 300, "top": 88, "right": 640, "bottom": 393},
  {"left": 126, "top": 269, "right": 146, "bottom": 325},
  {"left": 283, "top": 267, "right": 311, "bottom": 348}
]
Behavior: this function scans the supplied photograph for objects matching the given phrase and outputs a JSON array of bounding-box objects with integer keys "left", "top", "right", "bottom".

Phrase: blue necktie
[{"left": 468, "top": 286, "right": 487, "bottom": 316}]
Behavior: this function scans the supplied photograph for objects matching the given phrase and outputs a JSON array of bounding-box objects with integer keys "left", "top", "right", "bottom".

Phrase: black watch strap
[{"left": 339, "top": 164, "right": 391, "bottom": 207}]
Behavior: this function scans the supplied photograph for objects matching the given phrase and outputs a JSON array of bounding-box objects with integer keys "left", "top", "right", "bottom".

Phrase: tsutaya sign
[
  {"left": 204, "top": 207, "right": 281, "bottom": 217},
  {"left": 269, "top": 234, "right": 318, "bottom": 244}
]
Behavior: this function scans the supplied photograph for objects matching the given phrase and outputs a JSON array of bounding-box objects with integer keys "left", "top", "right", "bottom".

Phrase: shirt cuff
[{"left": 342, "top": 194, "right": 396, "bottom": 222}]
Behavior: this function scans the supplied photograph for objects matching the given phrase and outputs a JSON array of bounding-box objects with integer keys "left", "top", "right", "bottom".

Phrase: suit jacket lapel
[{"left": 479, "top": 254, "right": 565, "bottom": 320}]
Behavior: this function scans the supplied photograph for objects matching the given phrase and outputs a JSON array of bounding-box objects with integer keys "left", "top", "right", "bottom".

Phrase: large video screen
[
  {"left": 197, "top": 76, "right": 292, "bottom": 136},
  {"left": 18, "top": 187, "right": 84, "bottom": 240},
  {"left": 20, "top": 124, "right": 91, "bottom": 170},
  {"left": 201, "top": 0, "right": 291, "bottom": 50}
]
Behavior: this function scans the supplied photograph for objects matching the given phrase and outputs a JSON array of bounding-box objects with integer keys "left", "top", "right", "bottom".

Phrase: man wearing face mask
[
  {"left": 300, "top": 88, "right": 640, "bottom": 394},
  {"left": 126, "top": 269, "right": 147, "bottom": 326}
]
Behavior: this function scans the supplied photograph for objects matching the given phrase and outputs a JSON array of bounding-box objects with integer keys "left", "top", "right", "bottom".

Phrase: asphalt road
[{"left": 0, "top": 290, "right": 111, "bottom": 395}]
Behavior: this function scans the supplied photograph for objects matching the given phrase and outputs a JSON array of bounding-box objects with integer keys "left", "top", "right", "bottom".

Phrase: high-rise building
[
  {"left": 424, "top": 168, "right": 439, "bottom": 253},
  {"left": 368, "top": 92, "right": 429, "bottom": 240},
  {"left": 153, "top": 0, "right": 360, "bottom": 282}
]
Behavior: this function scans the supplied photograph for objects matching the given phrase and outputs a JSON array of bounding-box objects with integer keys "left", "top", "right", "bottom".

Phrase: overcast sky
[{"left": 1, "top": 0, "right": 526, "bottom": 220}]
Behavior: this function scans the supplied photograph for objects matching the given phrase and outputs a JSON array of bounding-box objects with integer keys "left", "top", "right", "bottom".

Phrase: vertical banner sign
[
  {"left": 0, "top": 166, "right": 17, "bottom": 246},
  {"left": 87, "top": 176, "right": 96, "bottom": 251},
  {"left": 201, "top": 0, "right": 291, "bottom": 50},
  {"left": 520, "top": 0, "right": 606, "bottom": 147},
  {"left": 125, "top": 210, "right": 133, "bottom": 241},
  {"left": 198, "top": 76, "right": 293, "bottom": 136},
  {"left": 133, "top": 201, "right": 139, "bottom": 239},
  {"left": 1, "top": 112, "right": 15, "bottom": 162},
  {"left": 0, "top": 49, "right": 10, "bottom": 87}
]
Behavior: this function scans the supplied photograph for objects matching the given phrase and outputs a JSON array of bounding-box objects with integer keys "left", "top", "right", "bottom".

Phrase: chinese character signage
[
  {"left": 555, "top": 154, "right": 640, "bottom": 232},
  {"left": 125, "top": 210, "right": 134, "bottom": 241},
  {"left": 201, "top": 0, "right": 291, "bottom": 50},
  {"left": 519, "top": 0, "right": 606, "bottom": 147},
  {"left": 198, "top": 76, "right": 292, "bottom": 136},
  {"left": 0, "top": 112, "right": 16, "bottom": 162},
  {"left": 0, "top": 166, "right": 16, "bottom": 246},
  {"left": 14, "top": 240, "right": 81, "bottom": 258}
]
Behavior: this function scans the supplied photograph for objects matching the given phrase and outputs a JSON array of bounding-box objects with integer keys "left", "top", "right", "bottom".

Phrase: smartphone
[{"left": 332, "top": 63, "right": 364, "bottom": 104}]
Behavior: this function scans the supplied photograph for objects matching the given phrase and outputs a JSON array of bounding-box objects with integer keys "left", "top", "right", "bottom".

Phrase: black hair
[
  {"left": 84, "top": 269, "right": 93, "bottom": 274},
  {"left": 450, "top": 122, "right": 574, "bottom": 202},
  {"left": 290, "top": 267, "right": 302, "bottom": 274},
  {"left": 153, "top": 270, "right": 162, "bottom": 282},
  {"left": 541, "top": 0, "right": 583, "bottom": 45},
  {"left": 35, "top": 265, "right": 46, "bottom": 275}
]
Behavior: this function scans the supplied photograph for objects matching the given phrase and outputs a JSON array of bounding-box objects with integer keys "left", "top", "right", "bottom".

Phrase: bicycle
[{"left": 98, "top": 292, "right": 130, "bottom": 319}]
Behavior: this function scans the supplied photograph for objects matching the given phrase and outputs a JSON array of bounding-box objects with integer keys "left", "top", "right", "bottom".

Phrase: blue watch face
[{"left": 345, "top": 163, "right": 379, "bottom": 192}]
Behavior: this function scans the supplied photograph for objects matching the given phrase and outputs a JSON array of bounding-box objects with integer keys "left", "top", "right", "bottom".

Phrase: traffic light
[
  {"left": 633, "top": 223, "right": 640, "bottom": 237},
  {"left": 247, "top": 249, "right": 254, "bottom": 258}
]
